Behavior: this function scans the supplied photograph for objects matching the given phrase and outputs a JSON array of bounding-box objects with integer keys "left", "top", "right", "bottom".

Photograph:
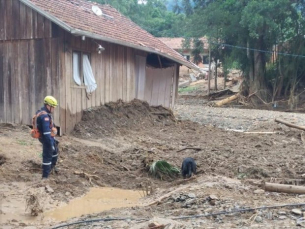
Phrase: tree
[
  {"left": 94, "top": 0, "right": 189, "bottom": 37},
  {"left": 188, "top": 0, "right": 305, "bottom": 103}
]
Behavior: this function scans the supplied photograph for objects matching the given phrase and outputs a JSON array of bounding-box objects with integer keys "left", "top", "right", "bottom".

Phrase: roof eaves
[
  {"left": 20, "top": 0, "right": 199, "bottom": 71},
  {"left": 71, "top": 29, "right": 200, "bottom": 71},
  {"left": 20, "top": 0, "right": 73, "bottom": 33}
]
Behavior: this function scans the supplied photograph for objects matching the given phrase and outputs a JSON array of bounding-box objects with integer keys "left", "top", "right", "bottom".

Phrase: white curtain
[
  {"left": 73, "top": 52, "right": 82, "bottom": 86},
  {"left": 83, "top": 54, "right": 97, "bottom": 93}
]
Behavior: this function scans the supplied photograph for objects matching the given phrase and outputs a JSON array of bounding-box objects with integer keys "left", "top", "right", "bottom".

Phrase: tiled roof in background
[
  {"left": 22, "top": 0, "right": 198, "bottom": 69},
  {"left": 158, "top": 37, "right": 209, "bottom": 50}
]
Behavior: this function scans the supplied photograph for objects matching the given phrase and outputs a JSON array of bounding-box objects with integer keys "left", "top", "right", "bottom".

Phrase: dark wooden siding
[
  {"left": 0, "top": 0, "right": 52, "bottom": 41},
  {"left": 0, "top": 38, "right": 62, "bottom": 125}
]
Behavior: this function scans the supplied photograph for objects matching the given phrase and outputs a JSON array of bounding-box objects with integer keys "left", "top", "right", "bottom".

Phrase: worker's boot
[{"left": 51, "top": 166, "right": 59, "bottom": 175}]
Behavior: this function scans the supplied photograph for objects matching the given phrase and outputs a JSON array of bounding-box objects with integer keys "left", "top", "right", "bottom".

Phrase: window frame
[{"left": 72, "top": 51, "right": 91, "bottom": 88}]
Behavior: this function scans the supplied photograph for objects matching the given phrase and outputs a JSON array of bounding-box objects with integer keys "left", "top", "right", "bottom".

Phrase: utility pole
[{"left": 208, "top": 45, "right": 211, "bottom": 95}]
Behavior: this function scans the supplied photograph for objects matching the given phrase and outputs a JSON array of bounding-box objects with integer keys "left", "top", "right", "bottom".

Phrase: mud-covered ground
[{"left": 1, "top": 98, "right": 305, "bottom": 229}]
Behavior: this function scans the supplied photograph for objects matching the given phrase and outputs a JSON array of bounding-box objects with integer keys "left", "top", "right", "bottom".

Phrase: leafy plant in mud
[{"left": 149, "top": 160, "right": 180, "bottom": 180}]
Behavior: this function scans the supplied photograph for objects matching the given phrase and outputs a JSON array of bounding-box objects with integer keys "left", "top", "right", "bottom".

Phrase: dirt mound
[{"left": 73, "top": 99, "right": 176, "bottom": 139}]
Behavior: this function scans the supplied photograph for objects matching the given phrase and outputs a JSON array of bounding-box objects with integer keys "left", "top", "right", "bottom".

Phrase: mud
[{"left": 1, "top": 98, "right": 305, "bottom": 228}]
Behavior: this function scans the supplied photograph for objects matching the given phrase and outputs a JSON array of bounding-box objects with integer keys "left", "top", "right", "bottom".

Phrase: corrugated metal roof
[{"left": 20, "top": 0, "right": 199, "bottom": 70}]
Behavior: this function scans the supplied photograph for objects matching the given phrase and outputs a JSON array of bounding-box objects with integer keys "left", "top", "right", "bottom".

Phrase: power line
[
  {"left": 51, "top": 202, "right": 305, "bottom": 228},
  {"left": 213, "top": 42, "right": 305, "bottom": 58}
]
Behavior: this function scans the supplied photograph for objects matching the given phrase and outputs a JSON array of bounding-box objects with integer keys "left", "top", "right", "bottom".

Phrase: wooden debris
[
  {"left": 148, "top": 222, "right": 168, "bottom": 229},
  {"left": 208, "top": 88, "right": 232, "bottom": 99},
  {"left": 151, "top": 112, "right": 172, "bottom": 116},
  {"left": 147, "top": 184, "right": 194, "bottom": 206},
  {"left": 229, "top": 129, "right": 276, "bottom": 134},
  {"left": 74, "top": 171, "right": 99, "bottom": 185},
  {"left": 275, "top": 118, "right": 305, "bottom": 131},
  {"left": 172, "top": 176, "right": 197, "bottom": 186},
  {"left": 177, "top": 147, "right": 202, "bottom": 152},
  {"left": 264, "top": 182, "right": 305, "bottom": 194},
  {"left": 214, "top": 93, "right": 240, "bottom": 107}
]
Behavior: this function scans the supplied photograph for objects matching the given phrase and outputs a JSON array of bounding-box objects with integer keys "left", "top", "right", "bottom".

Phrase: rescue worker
[{"left": 36, "top": 96, "right": 59, "bottom": 179}]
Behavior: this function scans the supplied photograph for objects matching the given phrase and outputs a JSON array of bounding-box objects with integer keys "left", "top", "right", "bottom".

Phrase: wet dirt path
[{"left": 174, "top": 101, "right": 305, "bottom": 131}]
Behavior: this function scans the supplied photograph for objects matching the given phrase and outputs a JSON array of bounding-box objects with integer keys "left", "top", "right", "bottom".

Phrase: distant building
[{"left": 158, "top": 37, "right": 209, "bottom": 66}]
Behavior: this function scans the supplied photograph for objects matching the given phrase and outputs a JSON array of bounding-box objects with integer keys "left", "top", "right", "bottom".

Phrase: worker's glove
[{"left": 52, "top": 146, "right": 55, "bottom": 151}]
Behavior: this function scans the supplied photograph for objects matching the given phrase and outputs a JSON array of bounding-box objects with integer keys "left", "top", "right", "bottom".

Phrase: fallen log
[
  {"left": 264, "top": 182, "right": 305, "bottom": 194},
  {"left": 214, "top": 93, "right": 239, "bottom": 107},
  {"left": 275, "top": 118, "right": 305, "bottom": 131},
  {"left": 208, "top": 88, "right": 232, "bottom": 99}
]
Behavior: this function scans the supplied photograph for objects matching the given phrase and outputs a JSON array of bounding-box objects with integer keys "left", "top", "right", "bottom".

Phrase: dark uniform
[{"left": 36, "top": 106, "right": 58, "bottom": 178}]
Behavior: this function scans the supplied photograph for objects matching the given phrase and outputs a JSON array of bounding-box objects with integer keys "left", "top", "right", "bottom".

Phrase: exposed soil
[{"left": 1, "top": 94, "right": 305, "bottom": 228}]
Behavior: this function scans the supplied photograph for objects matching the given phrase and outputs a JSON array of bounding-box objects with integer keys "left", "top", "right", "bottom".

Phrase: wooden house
[
  {"left": 159, "top": 37, "right": 209, "bottom": 65},
  {"left": 0, "top": 0, "right": 198, "bottom": 134}
]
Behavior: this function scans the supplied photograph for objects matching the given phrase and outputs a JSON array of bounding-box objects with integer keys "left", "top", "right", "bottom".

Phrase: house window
[
  {"left": 72, "top": 51, "right": 97, "bottom": 93},
  {"left": 202, "top": 55, "right": 209, "bottom": 64}
]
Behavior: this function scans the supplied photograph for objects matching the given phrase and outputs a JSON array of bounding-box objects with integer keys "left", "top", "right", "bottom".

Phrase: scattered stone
[
  {"left": 266, "top": 211, "right": 273, "bottom": 220},
  {"left": 179, "top": 195, "right": 187, "bottom": 201},
  {"left": 255, "top": 216, "right": 263, "bottom": 223},
  {"left": 253, "top": 189, "right": 265, "bottom": 194},
  {"left": 209, "top": 199, "right": 216, "bottom": 206},
  {"left": 278, "top": 211, "right": 286, "bottom": 215},
  {"left": 296, "top": 217, "right": 305, "bottom": 227},
  {"left": 148, "top": 222, "right": 161, "bottom": 227},
  {"left": 209, "top": 195, "right": 218, "bottom": 200},
  {"left": 188, "top": 193, "right": 196, "bottom": 198},
  {"left": 292, "top": 209, "right": 302, "bottom": 215},
  {"left": 45, "top": 185, "right": 54, "bottom": 194},
  {"left": 65, "top": 192, "right": 71, "bottom": 196},
  {"left": 278, "top": 216, "right": 287, "bottom": 220}
]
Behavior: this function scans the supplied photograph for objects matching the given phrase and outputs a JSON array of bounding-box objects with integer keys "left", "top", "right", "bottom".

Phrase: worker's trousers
[{"left": 42, "top": 140, "right": 58, "bottom": 178}]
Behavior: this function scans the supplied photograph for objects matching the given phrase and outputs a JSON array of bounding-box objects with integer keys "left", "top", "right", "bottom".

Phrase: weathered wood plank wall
[
  {"left": 0, "top": 0, "right": 178, "bottom": 134},
  {"left": 0, "top": 0, "right": 60, "bottom": 125},
  {"left": 62, "top": 33, "right": 137, "bottom": 133},
  {"left": 0, "top": 39, "right": 62, "bottom": 125},
  {"left": 145, "top": 67, "right": 175, "bottom": 107}
]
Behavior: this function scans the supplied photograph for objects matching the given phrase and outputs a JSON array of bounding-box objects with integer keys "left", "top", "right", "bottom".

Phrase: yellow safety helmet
[{"left": 44, "top": 96, "right": 58, "bottom": 107}]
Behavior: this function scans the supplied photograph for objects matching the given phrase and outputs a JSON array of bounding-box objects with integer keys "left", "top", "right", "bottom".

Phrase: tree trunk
[
  {"left": 248, "top": 37, "right": 269, "bottom": 103},
  {"left": 214, "top": 60, "right": 218, "bottom": 91}
]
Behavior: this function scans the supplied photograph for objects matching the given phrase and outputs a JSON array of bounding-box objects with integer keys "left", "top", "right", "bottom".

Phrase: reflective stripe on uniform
[
  {"left": 43, "top": 132, "right": 51, "bottom": 135},
  {"left": 42, "top": 162, "right": 52, "bottom": 165},
  {"left": 52, "top": 154, "right": 58, "bottom": 157}
]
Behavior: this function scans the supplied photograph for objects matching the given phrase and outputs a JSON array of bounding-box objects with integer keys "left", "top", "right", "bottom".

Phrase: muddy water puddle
[{"left": 45, "top": 187, "right": 143, "bottom": 222}]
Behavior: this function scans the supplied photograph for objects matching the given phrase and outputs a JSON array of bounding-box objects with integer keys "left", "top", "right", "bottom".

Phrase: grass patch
[
  {"left": 17, "top": 140, "right": 28, "bottom": 146},
  {"left": 178, "top": 85, "right": 198, "bottom": 93}
]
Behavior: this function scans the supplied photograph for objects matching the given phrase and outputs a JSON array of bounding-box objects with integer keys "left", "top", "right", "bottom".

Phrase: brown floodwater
[{"left": 44, "top": 187, "right": 143, "bottom": 222}]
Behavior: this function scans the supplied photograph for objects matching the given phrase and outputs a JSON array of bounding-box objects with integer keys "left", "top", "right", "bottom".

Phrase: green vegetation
[
  {"left": 178, "top": 85, "right": 198, "bottom": 93},
  {"left": 17, "top": 140, "right": 28, "bottom": 146},
  {"left": 93, "top": 0, "right": 305, "bottom": 106},
  {"left": 149, "top": 160, "right": 180, "bottom": 179}
]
